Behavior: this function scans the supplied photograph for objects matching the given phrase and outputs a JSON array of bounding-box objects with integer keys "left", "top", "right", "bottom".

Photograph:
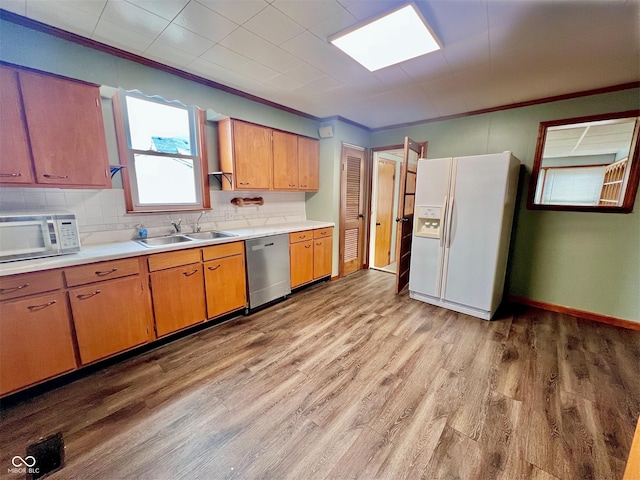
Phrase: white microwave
[{"left": 0, "top": 211, "right": 80, "bottom": 263}]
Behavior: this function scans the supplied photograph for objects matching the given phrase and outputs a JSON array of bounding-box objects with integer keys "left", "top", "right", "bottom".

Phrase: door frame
[
  {"left": 339, "top": 143, "right": 368, "bottom": 278},
  {"left": 367, "top": 145, "right": 405, "bottom": 272}
]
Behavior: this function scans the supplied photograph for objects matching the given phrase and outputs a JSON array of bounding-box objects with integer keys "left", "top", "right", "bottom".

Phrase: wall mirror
[{"left": 527, "top": 110, "right": 640, "bottom": 213}]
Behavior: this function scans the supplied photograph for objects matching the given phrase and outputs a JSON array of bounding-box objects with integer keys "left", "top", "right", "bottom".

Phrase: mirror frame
[{"left": 527, "top": 109, "right": 640, "bottom": 213}]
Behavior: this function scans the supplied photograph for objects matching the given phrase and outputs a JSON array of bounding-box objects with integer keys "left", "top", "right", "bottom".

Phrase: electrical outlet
[{"left": 225, "top": 211, "right": 233, "bottom": 221}]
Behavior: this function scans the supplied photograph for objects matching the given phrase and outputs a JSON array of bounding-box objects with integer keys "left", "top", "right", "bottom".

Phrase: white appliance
[
  {"left": 409, "top": 152, "right": 520, "bottom": 320},
  {"left": 0, "top": 210, "right": 80, "bottom": 263}
]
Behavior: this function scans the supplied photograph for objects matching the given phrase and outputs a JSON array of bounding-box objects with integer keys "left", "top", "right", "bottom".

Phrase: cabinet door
[
  {"left": 151, "top": 264, "right": 206, "bottom": 337},
  {"left": 313, "top": 237, "right": 333, "bottom": 280},
  {"left": 0, "top": 67, "right": 34, "bottom": 184},
  {"left": 233, "top": 121, "right": 272, "bottom": 190},
  {"left": 18, "top": 70, "right": 110, "bottom": 187},
  {"left": 69, "top": 277, "right": 152, "bottom": 364},
  {"left": 204, "top": 254, "right": 247, "bottom": 319},
  {"left": 273, "top": 131, "right": 298, "bottom": 190},
  {"left": 298, "top": 136, "right": 319, "bottom": 191},
  {"left": 290, "top": 240, "right": 314, "bottom": 288},
  {"left": 0, "top": 292, "right": 76, "bottom": 395}
]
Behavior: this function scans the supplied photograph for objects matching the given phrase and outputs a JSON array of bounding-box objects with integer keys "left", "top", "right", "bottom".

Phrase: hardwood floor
[{"left": 1, "top": 269, "right": 638, "bottom": 480}]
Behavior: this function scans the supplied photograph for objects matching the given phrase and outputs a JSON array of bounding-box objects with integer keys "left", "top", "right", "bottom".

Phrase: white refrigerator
[{"left": 408, "top": 152, "right": 520, "bottom": 320}]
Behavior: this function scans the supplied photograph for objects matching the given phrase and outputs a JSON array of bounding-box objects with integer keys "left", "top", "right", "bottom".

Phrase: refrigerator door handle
[
  {"left": 447, "top": 196, "right": 455, "bottom": 248},
  {"left": 440, "top": 195, "right": 448, "bottom": 248}
]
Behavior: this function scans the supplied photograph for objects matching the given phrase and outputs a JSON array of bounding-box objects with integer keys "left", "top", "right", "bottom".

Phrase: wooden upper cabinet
[
  {"left": 0, "top": 67, "right": 34, "bottom": 184},
  {"left": 273, "top": 131, "right": 299, "bottom": 190},
  {"left": 219, "top": 119, "right": 272, "bottom": 190},
  {"left": 18, "top": 70, "right": 111, "bottom": 188},
  {"left": 218, "top": 118, "right": 319, "bottom": 192},
  {"left": 298, "top": 136, "right": 319, "bottom": 191}
]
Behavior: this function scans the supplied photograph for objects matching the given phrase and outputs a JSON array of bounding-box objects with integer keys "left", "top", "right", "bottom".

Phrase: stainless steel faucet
[
  {"left": 195, "top": 211, "right": 207, "bottom": 232},
  {"left": 171, "top": 219, "right": 182, "bottom": 233}
]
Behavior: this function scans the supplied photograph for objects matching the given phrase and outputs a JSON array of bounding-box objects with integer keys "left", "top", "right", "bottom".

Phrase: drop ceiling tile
[
  {"left": 339, "top": 0, "right": 402, "bottom": 21},
  {"left": 200, "top": 45, "right": 251, "bottom": 70},
  {"left": 93, "top": 18, "right": 155, "bottom": 54},
  {"left": 308, "top": 8, "right": 357, "bottom": 40},
  {"left": 126, "top": 0, "right": 189, "bottom": 21},
  {"left": 272, "top": 0, "right": 345, "bottom": 29},
  {"left": 235, "top": 59, "right": 280, "bottom": 82},
  {"left": 145, "top": 40, "right": 196, "bottom": 68},
  {"left": 400, "top": 51, "right": 451, "bottom": 83},
  {"left": 173, "top": 1, "right": 239, "bottom": 43},
  {"left": 26, "top": 0, "right": 100, "bottom": 37},
  {"left": 425, "top": 0, "right": 487, "bottom": 45},
  {"left": 284, "top": 62, "right": 325, "bottom": 84},
  {"left": 195, "top": 0, "right": 268, "bottom": 25},
  {"left": 442, "top": 30, "right": 489, "bottom": 73},
  {"left": 299, "top": 75, "right": 344, "bottom": 92},
  {"left": 418, "top": 75, "right": 468, "bottom": 117},
  {"left": 243, "top": 6, "right": 304, "bottom": 45},
  {"left": 187, "top": 57, "right": 235, "bottom": 80},
  {"left": 220, "top": 27, "right": 302, "bottom": 71},
  {"left": 155, "top": 23, "right": 215, "bottom": 56},
  {"left": 0, "top": 0, "right": 26, "bottom": 16},
  {"left": 374, "top": 65, "right": 415, "bottom": 88},
  {"left": 101, "top": 1, "right": 169, "bottom": 38},
  {"left": 454, "top": 65, "right": 513, "bottom": 112},
  {"left": 262, "top": 73, "right": 304, "bottom": 91},
  {"left": 58, "top": 0, "right": 107, "bottom": 17}
]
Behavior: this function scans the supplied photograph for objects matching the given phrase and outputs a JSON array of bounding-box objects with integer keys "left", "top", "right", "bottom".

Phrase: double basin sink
[{"left": 136, "top": 230, "right": 236, "bottom": 247}]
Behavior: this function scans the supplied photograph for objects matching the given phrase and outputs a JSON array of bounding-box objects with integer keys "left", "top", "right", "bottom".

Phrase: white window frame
[{"left": 113, "top": 89, "right": 209, "bottom": 213}]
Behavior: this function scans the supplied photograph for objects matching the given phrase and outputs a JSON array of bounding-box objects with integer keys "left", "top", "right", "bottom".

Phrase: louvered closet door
[{"left": 341, "top": 145, "right": 366, "bottom": 276}]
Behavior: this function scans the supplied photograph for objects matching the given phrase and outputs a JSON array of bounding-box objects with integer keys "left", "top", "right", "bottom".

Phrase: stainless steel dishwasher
[{"left": 245, "top": 234, "right": 291, "bottom": 310}]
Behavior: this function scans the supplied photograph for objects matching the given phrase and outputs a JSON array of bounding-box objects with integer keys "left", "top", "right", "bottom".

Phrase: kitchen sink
[
  {"left": 136, "top": 235, "right": 194, "bottom": 247},
  {"left": 185, "top": 231, "right": 236, "bottom": 240}
]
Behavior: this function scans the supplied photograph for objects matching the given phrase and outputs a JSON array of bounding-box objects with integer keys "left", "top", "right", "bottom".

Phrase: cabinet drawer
[
  {"left": 0, "top": 270, "right": 64, "bottom": 301},
  {"left": 64, "top": 258, "right": 140, "bottom": 287},
  {"left": 148, "top": 249, "right": 201, "bottom": 272},
  {"left": 314, "top": 227, "right": 333, "bottom": 239},
  {"left": 202, "top": 241, "right": 244, "bottom": 261},
  {"left": 289, "top": 230, "right": 313, "bottom": 243}
]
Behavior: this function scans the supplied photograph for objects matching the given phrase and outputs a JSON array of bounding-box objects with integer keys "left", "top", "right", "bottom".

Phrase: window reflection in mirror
[{"left": 528, "top": 111, "right": 640, "bottom": 213}]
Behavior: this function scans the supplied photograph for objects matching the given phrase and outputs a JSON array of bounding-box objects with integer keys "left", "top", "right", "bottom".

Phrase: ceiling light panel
[{"left": 329, "top": 3, "right": 441, "bottom": 72}]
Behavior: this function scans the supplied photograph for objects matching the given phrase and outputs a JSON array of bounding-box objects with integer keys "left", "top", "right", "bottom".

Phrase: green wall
[{"left": 371, "top": 89, "right": 640, "bottom": 322}]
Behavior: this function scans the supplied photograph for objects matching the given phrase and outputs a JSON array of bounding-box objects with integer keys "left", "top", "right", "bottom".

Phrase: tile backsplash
[{"left": 0, "top": 188, "right": 306, "bottom": 244}]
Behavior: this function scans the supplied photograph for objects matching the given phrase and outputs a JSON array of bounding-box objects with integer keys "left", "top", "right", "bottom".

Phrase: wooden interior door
[
  {"left": 374, "top": 159, "right": 396, "bottom": 267},
  {"left": 394, "top": 138, "right": 426, "bottom": 294},
  {"left": 340, "top": 144, "right": 366, "bottom": 276}
]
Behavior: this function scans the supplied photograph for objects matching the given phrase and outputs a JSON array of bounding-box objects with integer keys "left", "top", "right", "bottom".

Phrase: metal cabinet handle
[
  {"left": 315, "top": 242, "right": 322, "bottom": 246},
  {"left": 289, "top": 183, "right": 296, "bottom": 187},
  {"left": 183, "top": 269, "right": 198, "bottom": 276},
  {"left": 95, "top": 268, "right": 118, "bottom": 276},
  {"left": 300, "top": 184, "right": 308, "bottom": 187},
  {"left": 304, "top": 245, "right": 311, "bottom": 249},
  {"left": 1, "top": 283, "right": 30, "bottom": 294},
  {"left": 76, "top": 290, "right": 101, "bottom": 299},
  {"left": 239, "top": 182, "right": 249, "bottom": 185},
  {"left": 0, "top": 173, "right": 22, "bottom": 177},
  {"left": 27, "top": 300, "right": 57, "bottom": 311},
  {"left": 43, "top": 173, "right": 70, "bottom": 179},
  {"left": 207, "top": 264, "right": 221, "bottom": 271}
]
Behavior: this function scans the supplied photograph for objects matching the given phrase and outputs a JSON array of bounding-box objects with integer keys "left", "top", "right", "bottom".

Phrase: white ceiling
[{"left": 1, "top": 0, "right": 639, "bottom": 129}]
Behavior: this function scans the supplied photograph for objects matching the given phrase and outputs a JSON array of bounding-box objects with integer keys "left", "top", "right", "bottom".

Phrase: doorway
[{"left": 369, "top": 149, "right": 403, "bottom": 274}]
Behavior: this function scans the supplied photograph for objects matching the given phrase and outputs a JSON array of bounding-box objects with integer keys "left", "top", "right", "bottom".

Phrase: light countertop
[{"left": 0, "top": 220, "right": 334, "bottom": 277}]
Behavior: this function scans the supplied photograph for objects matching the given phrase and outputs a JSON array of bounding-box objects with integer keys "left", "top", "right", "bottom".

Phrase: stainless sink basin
[
  {"left": 136, "top": 235, "right": 193, "bottom": 247},
  {"left": 185, "top": 231, "right": 236, "bottom": 240}
]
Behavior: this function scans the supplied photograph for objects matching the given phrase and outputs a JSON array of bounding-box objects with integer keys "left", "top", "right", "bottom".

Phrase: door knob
[
  {"left": 376, "top": 222, "right": 381, "bottom": 226},
  {"left": 396, "top": 217, "right": 409, "bottom": 223},
  {"left": 358, "top": 214, "right": 364, "bottom": 218}
]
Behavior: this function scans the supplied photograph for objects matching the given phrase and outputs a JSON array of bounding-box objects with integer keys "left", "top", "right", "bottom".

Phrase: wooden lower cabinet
[
  {"left": 290, "top": 227, "right": 334, "bottom": 288},
  {"left": 204, "top": 255, "right": 246, "bottom": 318},
  {"left": 69, "top": 276, "right": 153, "bottom": 365},
  {"left": 150, "top": 263, "right": 206, "bottom": 337},
  {"left": 313, "top": 237, "right": 332, "bottom": 279},
  {"left": 0, "top": 292, "right": 77, "bottom": 395},
  {"left": 290, "top": 240, "right": 314, "bottom": 288}
]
